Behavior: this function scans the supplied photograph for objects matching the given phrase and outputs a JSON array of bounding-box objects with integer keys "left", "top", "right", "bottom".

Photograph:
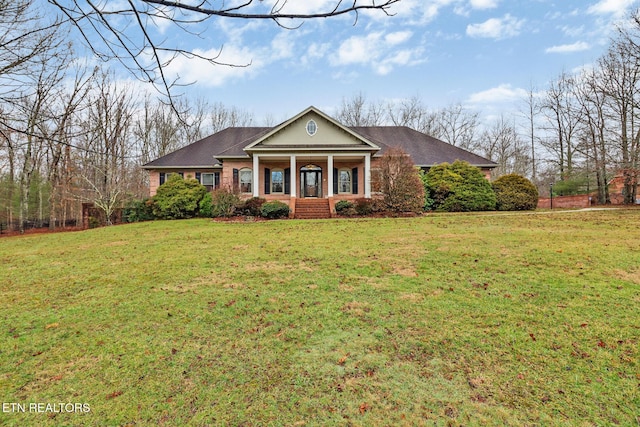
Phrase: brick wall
[{"left": 537, "top": 194, "right": 591, "bottom": 209}]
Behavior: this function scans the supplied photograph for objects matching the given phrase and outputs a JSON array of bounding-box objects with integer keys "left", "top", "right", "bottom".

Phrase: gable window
[
  {"left": 338, "top": 169, "right": 352, "bottom": 194},
  {"left": 271, "top": 169, "right": 284, "bottom": 194},
  {"left": 240, "top": 168, "right": 252, "bottom": 193},
  {"left": 306, "top": 120, "right": 317, "bottom": 136}
]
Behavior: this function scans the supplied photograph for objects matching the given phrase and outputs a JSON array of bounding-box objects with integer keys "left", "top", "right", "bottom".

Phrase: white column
[
  {"left": 290, "top": 155, "right": 296, "bottom": 198},
  {"left": 252, "top": 155, "right": 259, "bottom": 198},
  {"left": 327, "top": 154, "right": 334, "bottom": 197},
  {"left": 364, "top": 153, "right": 371, "bottom": 198}
]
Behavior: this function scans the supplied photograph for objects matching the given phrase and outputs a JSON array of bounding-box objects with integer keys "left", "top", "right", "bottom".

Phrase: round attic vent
[{"left": 306, "top": 119, "right": 317, "bottom": 136}]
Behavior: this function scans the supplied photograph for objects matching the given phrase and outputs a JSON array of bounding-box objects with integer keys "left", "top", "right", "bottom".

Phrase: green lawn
[{"left": 0, "top": 210, "right": 638, "bottom": 426}]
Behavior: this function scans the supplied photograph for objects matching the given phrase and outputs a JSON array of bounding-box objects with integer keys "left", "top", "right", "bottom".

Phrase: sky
[{"left": 78, "top": 0, "right": 640, "bottom": 126}]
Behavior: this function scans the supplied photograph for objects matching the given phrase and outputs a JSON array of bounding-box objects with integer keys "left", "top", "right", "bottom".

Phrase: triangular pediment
[{"left": 244, "top": 106, "right": 379, "bottom": 152}]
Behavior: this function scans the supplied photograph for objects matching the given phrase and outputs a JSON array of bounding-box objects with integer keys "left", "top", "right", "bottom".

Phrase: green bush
[
  {"left": 238, "top": 197, "right": 266, "bottom": 217},
  {"left": 424, "top": 161, "right": 496, "bottom": 212},
  {"left": 334, "top": 200, "right": 356, "bottom": 216},
  {"left": 211, "top": 188, "right": 241, "bottom": 218},
  {"left": 492, "top": 174, "right": 539, "bottom": 211},
  {"left": 152, "top": 174, "right": 209, "bottom": 219},
  {"left": 334, "top": 200, "right": 354, "bottom": 212},
  {"left": 198, "top": 192, "right": 214, "bottom": 217},
  {"left": 124, "top": 199, "right": 155, "bottom": 222},
  {"left": 552, "top": 178, "right": 587, "bottom": 196},
  {"left": 260, "top": 200, "right": 290, "bottom": 219}
]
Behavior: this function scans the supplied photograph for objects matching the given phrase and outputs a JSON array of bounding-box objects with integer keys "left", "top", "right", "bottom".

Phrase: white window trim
[
  {"left": 306, "top": 120, "right": 317, "bottom": 136},
  {"left": 201, "top": 172, "right": 215, "bottom": 186}
]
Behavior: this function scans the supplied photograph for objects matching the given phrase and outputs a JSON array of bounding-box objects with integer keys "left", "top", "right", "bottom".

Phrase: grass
[{"left": 0, "top": 210, "right": 639, "bottom": 426}]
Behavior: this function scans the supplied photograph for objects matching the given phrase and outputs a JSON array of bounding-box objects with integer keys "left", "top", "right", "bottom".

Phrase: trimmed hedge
[
  {"left": 424, "top": 161, "right": 496, "bottom": 212},
  {"left": 260, "top": 201, "right": 290, "bottom": 219},
  {"left": 152, "top": 174, "right": 209, "bottom": 219},
  {"left": 492, "top": 174, "right": 538, "bottom": 211}
]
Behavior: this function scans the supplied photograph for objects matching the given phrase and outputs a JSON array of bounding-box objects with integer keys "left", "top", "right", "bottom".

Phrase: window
[
  {"left": 271, "top": 169, "right": 284, "bottom": 194},
  {"left": 159, "top": 172, "right": 183, "bottom": 185},
  {"left": 240, "top": 169, "right": 252, "bottom": 193},
  {"left": 338, "top": 169, "right": 352, "bottom": 194},
  {"left": 306, "top": 119, "right": 317, "bottom": 136},
  {"left": 196, "top": 172, "right": 219, "bottom": 191}
]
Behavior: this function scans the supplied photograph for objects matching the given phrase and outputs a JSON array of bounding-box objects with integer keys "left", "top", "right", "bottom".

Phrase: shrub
[
  {"left": 152, "top": 174, "right": 209, "bottom": 219},
  {"left": 237, "top": 197, "right": 266, "bottom": 217},
  {"left": 124, "top": 199, "right": 155, "bottom": 222},
  {"left": 355, "top": 198, "right": 375, "bottom": 215},
  {"left": 260, "top": 200, "right": 290, "bottom": 219},
  {"left": 198, "top": 192, "right": 214, "bottom": 217},
  {"left": 335, "top": 200, "right": 357, "bottom": 216},
  {"left": 492, "top": 174, "right": 539, "bottom": 211},
  {"left": 334, "top": 200, "right": 354, "bottom": 213},
  {"left": 378, "top": 148, "right": 426, "bottom": 213},
  {"left": 424, "top": 161, "right": 496, "bottom": 212},
  {"left": 211, "top": 188, "right": 240, "bottom": 218}
]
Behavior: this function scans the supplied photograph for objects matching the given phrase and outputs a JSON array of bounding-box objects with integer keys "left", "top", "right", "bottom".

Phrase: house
[{"left": 142, "top": 106, "right": 496, "bottom": 217}]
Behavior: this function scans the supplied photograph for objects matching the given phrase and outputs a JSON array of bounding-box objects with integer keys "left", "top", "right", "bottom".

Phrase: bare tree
[
  {"left": 207, "top": 102, "right": 254, "bottom": 134},
  {"left": 336, "top": 93, "right": 386, "bottom": 126},
  {"left": 387, "top": 95, "right": 441, "bottom": 136},
  {"left": 604, "top": 17, "right": 640, "bottom": 204},
  {"left": 478, "top": 115, "right": 530, "bottom": 178},
  {"left": 436, "top": 103, "right": 480, "bottom": 150},
  {"left": 77, "top": 72, "right": 137, "bottom": 224},
  {"left": 539, "top": 72, "right": 584, "bottom": 180},
  {"left": 521, "top": 83, "right": 540, "bottom": 181},
  {"left": 574, "top": 68, "right": 611, "bottom": 204},
  {"left": 49, "top": 0, "right": 400, "bottom": 103},
  {"left": 0, "top": 1, "right": 62, "bottom": 93}
]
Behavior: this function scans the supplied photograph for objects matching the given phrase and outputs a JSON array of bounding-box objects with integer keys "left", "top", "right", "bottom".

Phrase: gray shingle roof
[
  {"left": 143, "top": 125, "right": 496, "bottom": 169},
  {"left": 142, "top": 127, "right": 269, "bottom": 168},
  {"left": 351, "top": 126, "right": 496, "bottom": 167}
]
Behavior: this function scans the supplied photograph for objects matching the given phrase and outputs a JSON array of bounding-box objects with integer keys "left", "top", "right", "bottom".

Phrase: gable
[
  {"left": 259, "top": 111, "right": 364, "bottom": 147},
  {"left": 245, "top": 107, "right": 379, "bottom": 152}
]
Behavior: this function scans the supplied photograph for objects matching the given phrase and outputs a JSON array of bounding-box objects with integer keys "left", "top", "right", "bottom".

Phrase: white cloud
[
  {"left": 545, "top": 41, "right": 591, "bottom": 54},
  {"left": 334, "top": 32, "right": 384, "bottom": 65},
  {"left": 470, "top": 0, "right": 500, "bottom": 9},
  {"left": 383, "top": 0, "right": 458, "bottom": 25},
  {"left": 467, "top": 84, "right": 528, "bottom": 104},
  {"left": 587, "top": 0, "right": 637, "bottom": 17},
  {"left": 385, "top": 31, "right": 413, "bottom": 45},
  {"left": 332, "top": 30, "right": 422, "bottom": 74},
  {"left": 466, "top": 14, "right": 525, "bottom": 39}
]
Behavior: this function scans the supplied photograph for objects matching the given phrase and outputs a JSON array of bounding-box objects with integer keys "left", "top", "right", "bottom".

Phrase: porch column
[
  {"left": 327, "top": 154, "right": 334, "bottom": 197},
  {"left": 364, "top": 153, "right": 371, "bottom": 198},
  {"left": 252, "top": 155, "right": 259, "bottom": 198},
  {"left": 290, "top": 155, "right": 296, "bottom": 198}
]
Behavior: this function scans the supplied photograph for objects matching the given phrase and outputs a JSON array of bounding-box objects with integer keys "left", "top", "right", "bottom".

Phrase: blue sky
[{"left": 96, "top": 0, "right": 640, "bottom": 124}]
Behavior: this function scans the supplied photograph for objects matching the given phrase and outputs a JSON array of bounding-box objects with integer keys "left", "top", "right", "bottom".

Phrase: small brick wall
[{"left": 537, "top": 194, "right": 591, "bottom": 209}]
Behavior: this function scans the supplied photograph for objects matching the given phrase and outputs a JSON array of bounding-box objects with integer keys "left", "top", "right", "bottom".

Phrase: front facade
[{"left": 143, "top": 106, "right": 496, "bottom": 213}]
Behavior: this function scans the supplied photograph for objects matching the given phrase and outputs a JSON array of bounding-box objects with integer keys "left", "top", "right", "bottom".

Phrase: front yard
[{"left": 0, "top": 210, "right": 638, "bottom": 425}]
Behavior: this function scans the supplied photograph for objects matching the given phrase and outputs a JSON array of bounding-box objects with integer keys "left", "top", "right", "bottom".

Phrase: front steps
[{"left": 294, "top": 198, "right": 332, "bottom": 219}]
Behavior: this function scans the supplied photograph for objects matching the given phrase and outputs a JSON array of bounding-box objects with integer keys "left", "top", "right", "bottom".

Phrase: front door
[{"left": 301, "top": 165, "right": 322, "bottom": 198}]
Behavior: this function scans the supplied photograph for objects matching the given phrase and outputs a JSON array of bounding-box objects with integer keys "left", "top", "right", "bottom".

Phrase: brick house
[{"left": 142, "top": 106, "right": 496, "bottom": 216}]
